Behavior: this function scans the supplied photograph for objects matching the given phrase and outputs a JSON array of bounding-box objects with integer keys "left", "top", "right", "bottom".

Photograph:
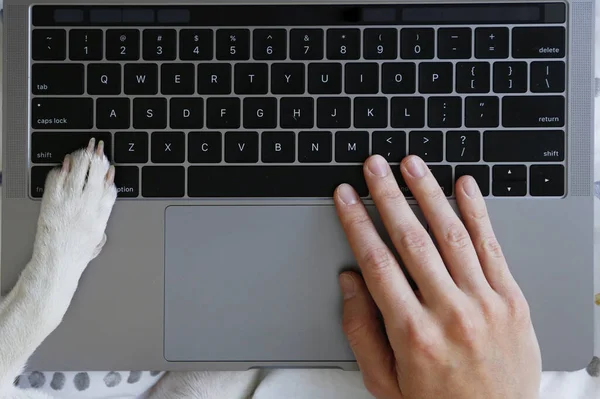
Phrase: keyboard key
[
  {"left": 290, "top": 29, "right": 324, "bottom": 60},
  {"left": 512, "top": 27, "right": 566, "bottom": 58},
  {"left": 124, "top": 64, "right": 158, "bottom": 95},
  {"left": 88, "top": 64, "right": 121, "bottom": 95},
  {"left": 69, "top": 29, "right": 103, "bottom": 60},
  {"left": 364, "top": 28, "right": 398, "bottom": 60},
  {"left": 133, "top": 98, "right": 167, "bottom": 129},
  {"left": 409, "top": 131, "right": 443, "bottom": 162},
  {"left": 419, "top": 63, "right": 453, "bottom": 94},
  {"left": 188, "top": 166, "right": 368, "bottom": 198},
  {"left": 345, "top": 63, "right": 379, "bottom": 94},
  {"left": 253, "top": 29, "right": 287, "bottom": 60},
  {"left": 151, "top": 132, "right": 185, "bottom": 163},
  {"left": 114, "top": 166, "right": 139, "bottom": 198},
  {"left": 32, "top": 64, "right": 84, "bottom": 95},
  {"left": 170, "top": 98, "right": 204, "bottom": 129},
  {"left": 142, "top": 166, "right": 185, "bottom": 198},
  {"left": 372, "top": 131, "right": 406, "bottom": 163},
  {"left": 235, "top": 63, "right": 268, "bottom": 95},
  {"left": 31, "top": 131, "right": 111, "bottom": 164},
  {"left": 299, "top": 131, "right": 333, "bottom": 163},
  {"left": 502, "top": 96, "right": 565, "bottom": 128},
  {"left": 188, "top": 132, "right": 222, "bottom": 163},
  {"left": 308, "top": 63, "right": 342, "bottom": 94},
  {"left": 401, "top": 28, "right": 434, "bottom": 59},
  {"left": 456, "top": 62, "right": 491, "bottom": 93},
  {"left": 216, "top": 29, "right": 250, "bottom": 60},
  {"left": 115, "top": 132, "right": 149, "bottom": 164},
  {"left": 493, "top": 165, "right": 527, "bottom": 182},
  {"left": 438, "top": 28, "right": 471, "bottom": 59},
  {"left": 243, "top": 98, "right": 277, "bottom": 129},
  {"left": 31, "top": 166, "right": 55, "bottom": 198},
  {"left": 475, "top": 28, "right": 509, "bottom": 59},
  {"left": 335, "top": 131, "right": 370, "bottom": 163},
  {"left": 206, "top": 98, "right": 241, "bottom": 129},
  {"left": 198, "top": 63, "right": 232, "bottom": 94},
  {"left": 96, "top": 98, "right": 130, "bottom": 129},
  {"left": 530, "top": 165, "right": 565, "bottom": 197},
  {"left": 271, "top": 63, "right": 305, "bottom": 94},
  {"left": 317, "top": 97, "right": 351, "bottom": 129},
  {"left": 429, "top": 166, "right": 453, "bottom": 197},
  {"left": 106, "top": 30, "right": 140, "bottom": 61},
  {"left": 143, "top": 29, "right": 176, "bottom": 60},
  {"left": 382, "top": 63, "right": 416, "bottom": 94},
  {"left": 465, "top": 97, "right": 499, "bottom": 128},
  {"left": 32, "top": 98, "right": 93, "bottom": 129},
  {"left": 225, "top": 132, "right": 259, "bottom": 163},
  {"left": 428, "top": 97, "right": 462, "bottom": 128},
  {"left": 262, "top": 132, "right": 296, "bottom": 163},
  {"left": 531, "top": 61, "right": 566, "bottom": 93},
  {"left": 493, "top": 181, "right": 527, "bottom": 197},
  {"left": 161, "top": 63, "right": 195, "bottom": 95},
  {"left": 493, "top": 62, "right": 527, "bottom": 93},
  {"left": 179, "top": 29, "right": 213, "bottom": 60},
  {"left": 483, "top": 130, "right": 564, "bottom": 162},
  {"left": 280, "top": 98, "right": 314, "bottom": 129},
  {"left": 455, "top": 166, "right": 490, "bottom": 196},
  {"left": 327, "top": 29, "right": 360, "bottom": 60},
  {"left": 446, "top": 131, "right": 480, "bottom": 162},
  {"left": 354, "top": 97, "right": 388, "bottom": 128},
  {"left": 32, "top": 29, "right": 66, "bottom": 60},
  {"left": 391, "top": 97, "right": 425, "bottom": 128}
]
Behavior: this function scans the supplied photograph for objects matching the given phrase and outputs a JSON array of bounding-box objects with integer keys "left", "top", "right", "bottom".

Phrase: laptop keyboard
[{"left": 29, "top": 3, "right": 567, "bottom": 199}]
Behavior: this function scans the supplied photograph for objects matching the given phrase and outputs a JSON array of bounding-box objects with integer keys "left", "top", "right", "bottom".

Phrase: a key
[
  {"left": 216, "top": 29, "right": 250, "bottom": 60},
  {"left": 391, "top": 97, "right": 425, "bottom": 128},
  {"left": 106, "top": 30, "right": 140, "bottom": 61},
  {"left": 401, "top": 28, "right": 434, "bottom": 60},
  {"left": 290, "top": 29, "right": 324, "bottom": 60},
  {"left": 455, "top": 166, "right": 490, "bottom": 196},
  {"left": 372, "top": 131, "right": 407, "bottom": 163},
  {"left": 180, "top": 29, "right": 213, "bottom": 60},
  {"left": 531, "top": 61, "right": 566, "bottom": 93},
  {"left": 308, "top": 63, "right": 342, "bottom": 94},
  {"left": 69, "top": 29, "right": 103, "bottom": 60},
  {"left": 235, "top": 63, "right": 269, "bottom": 95},
  {"left": 170, "top": 98, "right": 204, "bottom": 129},
  {"left": 115, "top": 132, "right": 149, "bottom": 164},
  {"left": 438, "top": 28, "right": 472, "bottom": 59},
  {"left": 317, "top": 97, "right": 351, "bottom": 129},
  {"left": 465, "top": 97, "right": 499, "bottom": 128},
  {"left": 475, "top": 28, "right": 509, "bottom": 59},
  {"left": 530, "top": 165, "right": 565, "bottom": 197},
  {"left": 419, "top": 63, "right": 453, "bottom": 94},
  {"left": 299, "top": 131, "right": 333, "bottom": 163},
  {"left": 32, "top": 64, "right": 84, "bottom": 95},
  {"left": 327, "top": 29, "right": 360, "bottom": 60},
  {"left": 409, "top": 131, "right": 443, "bottom": 162},
  {"left": 188, "top": 132, "right": 222, "bottom": 163},
  {"left": 225, "top": 132, "right": 259, "bottom": 163},
  {"left": 428, "top": 97, "right": 462, "bottom": 128},
  {"left": 512, "top": 27, "right": 566, "bottom": 58},
  {"left": 493, "top": 181, "right": 527, "bottom": 197},
  {"left": 151, "top": 132, "right": 185, "bottom": 163},
  {"left": 198, "top": 63, "right": 232, "bottom": 94},
  {"left": 133, "top": 98, "right": 167, "bottom": 129},
  {"left": 446, "top": 131, "right": 480, "bottom": 162},
  {"left": 143, "top": 29, "right": 176, "bottom": 60},
  {"left": 142, "top": 166, "right": 185, "bottom": 198},
  {"left": 253, "top": 29, "right": 287, "bottom": 60},
  {"left": 493, "top": 62, "right": 527, "bottom": 93},
  {"left": 161, "top": 64, "right": 195, "bottom": 95},
  {"left": 280, "top": 97, "right": 314, "bottom": 129},
  {"left": 261, "top": 132, "right": 296, "bottom": 163},
  {"left": 429, "top": 166, "right": 453, "bottom": 197},
  {"left": 345, "top": 63, "right": 379, "bottom": 94},
  {"left": 32, "top": 98, "right": 93, "bottom": 129},
  {"left": 243, "top": 98, "right": 277, "bottom": 129},
  {"left": 493, "top": 165, "right": 527, "bottom": 182},
  {"left": 32, "top": 29, "right": 66, "bottom": 61},
  {"left": 355, "top": 98, "right": 387, "bottom": 128},
  {"left": 97, "top": 98, "right": 130, "bottom": 129},
  {"left": 483, "top": 130, "right": 565, "bottom": 162},
  {"left": 502, "top": 96, "right": 565, "bottom": 128},
  {"left": 87, "top": 64, "right": 121, "bottom": 95},
  {"left": 206, "top": 98, "right": 241, "bottom": 129},
  {"left": 271, "top": 63, "right": 305, "bottom": 95},
  {"left": 124, "top": 64, "right": 158, "bottom": 95},
  {"left": 364, "top": 28, "right": 398, "bottom": 60},
  {"left": 114, "top": 166, "right": 140, "bottom": 198},
  {"left": 31, "top": 167, "right": 55, "bottom": 198},
  {"left": 335, "top": 131, "right": 370, "bottom": 163},
  {"left": 456, "top": 62, "right": 491, "bottom": 94},
  {"left": 382, "top": 63, "right": 416, "bottom": 94},
  {"left": 31, "top": 131, "right": 111, "bottom": 164}
]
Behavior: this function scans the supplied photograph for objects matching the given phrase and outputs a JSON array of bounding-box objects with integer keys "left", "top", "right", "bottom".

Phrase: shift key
[
  {"left": 31, "top": 132, "right": 111, "bottom": 163},
  {"left": 32, "top": 98, "right": 93, "bottom": 129}
]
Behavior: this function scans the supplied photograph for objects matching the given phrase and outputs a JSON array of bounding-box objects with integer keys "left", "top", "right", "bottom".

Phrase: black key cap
[
  {"left": 530, "top": 165, "right": 565, "bottom": 197},
  {"left": 493, "top": 181, "right": 527, "bottom": 197},
  {"left": 31, "top": 131, "right": 111, "bottom": 164},
  {"left": 493, "top": 62, "right": 527, "bottom": 93},
  {"left": 142, "top": 166, "right": 185, "bottom": 198},
  {"left": 32, "top": 64, "right": 84, "bottom": 95},
  {"left": 308, "top": 63, "right": 342, "bottom": 94},
  {"left": 235, "top": 63, "right": 268, "bottom": 95},
  {"left": 419, "top": 63, "right": 453, "bottom": 94},
  {"left": 188, "top": 132, "right": 222, "bottom": 163},
  {"left": 401, "top": 28, "right": 434, "bottom": 60},
  {"left": 88, "top": 64, "right": 121, "bottom": 95},
  {"left": 355, "top": 97, "right": 387, "bottom": 129},
  {"left": 428, "top": 97, "right": 462, "bottom": 128},
  {"left": 244, "top": 98, "right": 277, "bottom": 129},
  {"left": 262, "top": 132, "right": 296, "bottom": 163},
  {"left": 198, "top": 63, "right": 232, "bottom": 95},
  {"left": 345, "top": 63, "right": 379, "bottom": 94},
  {"left": 32, "top": 98, "right": 93, "bottom": 129},
  {"left": 372, "top": 131, "right": 407, "bottom": 163},
  {"left": 133, "top": 98, "right": 167, "bottom": 129},
  {"left": 271, "top": 63, "right": 305, "bottom": 95},
  {"left": 409, "top": 131, "right": 443, "bottom": 162},
  {"left": 31, "top": 166, "right": 56, "bottom": 198},
  {"left": 206, "top": 98, "right": 241, "bottom": 129},
  {"left": 143, "top": 29, "right": 176, "bottom": 60},
  {"left": 335, "top": 131, "right": 369, "bottom": 163},
  {"left": 170, "top": 98, "right": 204, "bottom": 129},
  {"left": 446, "top": 131, "right": 480, "bottom": 162},
  {"left": 106, "top": 30, "right": 140, "bottom": 61},
  {"left": 253, "top": 29, "right": 287, "bottom": 60},
  {"left": 327, "top": 29, "right": 360, "bottom": 60},
  {"left": 391, "top": 97, "right": 425, "bottom": 128},
  {"left": 465, "top": 97, "right": 499, "bottom": 128},
  {"left": 456, "top": 62, "right": 491, "bottom": 94},
  {"left": 69, "top": 29, "right": 103, "bottom": 60},
  {"left": 455, "top": 166, "right": 490, "bottom": 196},
  {"left": 290, "top": 29, "right": 324, "bottom": 60},
  {"left": 382, "top": 63, "right": 416, "bottom": 94},
  {"left": 280, "top": 98, "right": 314, "bottom": 129},
  {"left": 32, "top": 29, "right": 66, "bottom": 61},
  {"left": 429, "top": 166, "right": 453, "bottom": 197},
  {"left": 475, "top": 28, "right": 509, "bottom": 59},
  {"left": 115, "top": 132, "right": 149, "bottom": 164},
  {"left": 114, "top": 166, "right": 140, "bottom": 198},
  {"left": 96, "top": 98, "right": 130, "bottom": 129},
  {"left": 124, "top": 64, "right": 158, "bottom": 95},
  {"left": 225, "top": 132, "right": 259, "bottom": 163},
  {"left": 151, "top": 132, "right": 185, "bottom": 163},
  {"left": 438, "top": 28, "right": 472, "bottom": 59},
  {"left": 364, "top": 28, "right": 398, "bottom": 60},
  {"left": 179, "top": 29, "right": 213, "bottom": 60},
  {"left": 188, "top": 166, "right": 368, "bottom": 198},
  {"left": 531, "top": 61, "right": 566, "bottom": 93},
  {"left": 502, "top": 96, "right": 565, "bottom": 128},
  {"left": 161, "top": 64, "right": 195, "bottom": 95},
  {"left": 299, "top": 131, "right": 332, "bottom": 163},
  {"left": 512, "top": 27, "right": 566, "bottom": 58},
  {"left": 216, "top": 29, "right": 250, "bottom": 60},
  {"left": 317, "top": 97, "right": 351, "bottom": 129},
  {"left": 493, "top": 165, "right": 527, "bottom": 182},
  {"left": 483, "top": 130, "right": 565, "bottom": 162}
]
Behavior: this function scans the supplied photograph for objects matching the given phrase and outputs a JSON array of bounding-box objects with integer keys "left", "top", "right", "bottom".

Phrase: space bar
[{"left": 188, "top": 166, "right": 368, "bottom": 198}]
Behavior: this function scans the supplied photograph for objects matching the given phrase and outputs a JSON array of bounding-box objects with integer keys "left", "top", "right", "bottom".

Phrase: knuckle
[
  {"left": 405, "top": 320, "right": 440, "bottom": 361},
  {"left": 342, "top": 315, "right": 371, "bottom": 349},
  {"left": 447, "top": 306, "right": 479, "bottom": 345},
  {"left": 466, "top": 205, "right": 489, "bottom": 222},
  {"left": 443, "top": 222, "right": 472, "bottom": 251},
  {"left": 479, "top": 235, "right": 504, "bottom": 260},
  {"left": 362, "top": 375, "right": 395, "bottom": 399},
  {"left": 423, "top": 183, "right": 446, "bottom": 203},
  {"left": 376, "top": 183, "right": 404, "bottom": 202},
  {"left": 362, "top": 247, "right": 395, "bottom": 281},
  {"left": 505, "top": 291, "right": 532, "bottom": 325},
  {"left": 398, "top": 229, "right": 431, "bottom": 254},
  {"left": 343, "top": 212, "right": 372, "bottom": 232}
]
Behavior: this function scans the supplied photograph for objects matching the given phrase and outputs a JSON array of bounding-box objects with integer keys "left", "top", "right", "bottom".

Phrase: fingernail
[
  {"left": 337, "top": 184, "right": 358, "bottom": 205},
  {"left": 62, "top": 155, "right": 71, "bottom": 172},
  {"left": 404, "top": 156, "right": 427, "bottom": 179},
  {"left": 464, "top": 176, "right": 480, "bottom": 198},
  {"left": 339, "top": 274, "right": 356, "bottom": 300},
  {"left": 367, "top": 155, "right": 389, "bottom": 177}
]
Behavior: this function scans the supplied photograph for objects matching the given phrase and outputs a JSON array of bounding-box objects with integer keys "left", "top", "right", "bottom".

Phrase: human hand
[{"left": 334, "top": 155, "right": 542, "bottom": 399}]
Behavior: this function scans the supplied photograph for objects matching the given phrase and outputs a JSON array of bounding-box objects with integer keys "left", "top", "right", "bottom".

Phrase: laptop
[{"left": 1, "top": 0, "right": 595, "bottom": 372}]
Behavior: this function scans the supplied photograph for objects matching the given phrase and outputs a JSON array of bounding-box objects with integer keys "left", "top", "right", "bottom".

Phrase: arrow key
[
  {"left": 372, "top": 131, "right": 406, "bottom": 163},
  {"left": 493, "top": 181, "right": 527, "bottom": 197},
  {"left": 493, "top": 165, "right": 526, "bottom": 181},
  {"left": 530, "top": 165, "right": 565, "bottom": 197}
]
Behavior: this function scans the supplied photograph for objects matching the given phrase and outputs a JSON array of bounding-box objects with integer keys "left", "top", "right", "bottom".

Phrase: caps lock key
[{"left": 32, "top": 98, "right": 93, "bottom": 129}]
